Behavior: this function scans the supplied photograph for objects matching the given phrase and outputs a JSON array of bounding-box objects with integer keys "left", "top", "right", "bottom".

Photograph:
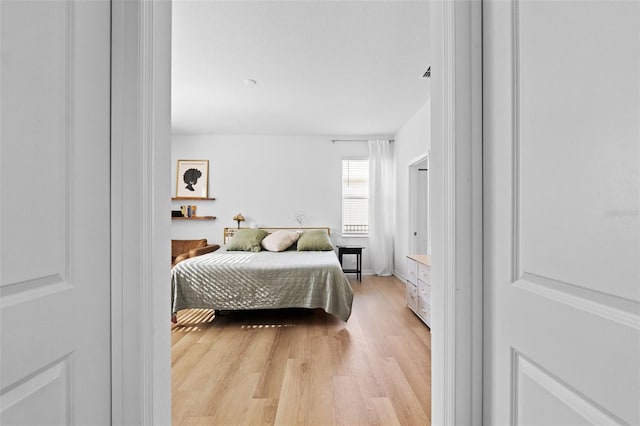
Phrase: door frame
[
  {"left": 110, "top": 0, "right": 484, "bottom": 424},
  {"left": 110, "top": 0, "right": 172, "bottom": 424},
  {"left": 429, "top": 0, "right": 483, "bottom": 424},
  {"left": 408, "top": 153, "right": 430, "bottom": 255}
]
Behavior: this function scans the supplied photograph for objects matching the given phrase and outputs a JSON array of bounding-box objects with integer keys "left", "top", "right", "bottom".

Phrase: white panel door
[
  {"left": 484, "top": 1, "right": 639, "bottom": 425},
  {"left": 1, "top": 1, "right": 111, "bottom": 424}
]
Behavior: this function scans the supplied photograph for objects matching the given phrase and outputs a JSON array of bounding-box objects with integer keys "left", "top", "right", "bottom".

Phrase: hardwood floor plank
[
  {"left": 334, "top": 308, "right": 388, "bottom": 400},
  {"left": 332, "top": 375, "right": 377, "bottom": 426},
  {"left": 207, "top": 372, "right": 262, "bottom": 424},
  {"left": 179, "top": 416, "right": 216, "bottom": 425},
  {"left": 381, "top": 357, "right": 430, "bottom": 425},
  {"left": 370, "top": 397, "right": 403, "bottom": 426},
  {"left": 239, "top": 398, "right": 278, "bottom": 426},
  {"left": 237, "top": 326, "right": 278, "bottom": 375},
  {"left": 273, "top": 334, "right": 336, "bottom": 425},
  {"left": 175, "top": 327, "right": 243, "bottom": 392},
  {"left": 272, "top": 358, "right": 309, "bottom": 426},
  {"left": 307, "top": 335, "right": 336, "bottom": 424},
  {"left": 172, "top": 390, "right": 200, "bottom": 425},
  {"left": 410, "top": 323, "right": 432, "bottom": 351},
  {"left": 172, "top": 275, "right": 431, "bottom": 426},
  {"left": 253, "top": 327, "right": 295, "bottom": 399},
  {"left": 171, "top": 342, "right": 210, "bottom": 388},
  {"left": 385, "top": 335, "right": 431, "bottom": 418}
]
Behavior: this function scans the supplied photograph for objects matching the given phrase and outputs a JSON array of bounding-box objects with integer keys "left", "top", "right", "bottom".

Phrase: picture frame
[{"left": 176, "top": 159, "right": 209, "bottom": 198}]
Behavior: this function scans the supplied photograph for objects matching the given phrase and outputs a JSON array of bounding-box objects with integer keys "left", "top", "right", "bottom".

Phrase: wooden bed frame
[{"left": 223, "top": 227, "right": 331, "bottom": 245}]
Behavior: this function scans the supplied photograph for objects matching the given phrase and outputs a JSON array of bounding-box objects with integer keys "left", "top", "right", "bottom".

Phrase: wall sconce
[{"left": 233, "top": 213, "right": 245, "bottom": 229}]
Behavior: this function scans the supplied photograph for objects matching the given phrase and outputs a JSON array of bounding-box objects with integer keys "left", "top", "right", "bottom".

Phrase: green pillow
[
  {"left": 227, "top": 229, "right": 268, "bottom": 252},
  {"left": 297, "top": 230, "right": 334, "bottom": 251}
]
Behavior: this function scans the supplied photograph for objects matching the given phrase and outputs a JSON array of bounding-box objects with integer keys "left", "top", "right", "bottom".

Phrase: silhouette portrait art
[
  {"left": 183, "top": 168, "right": 202, "bottom": 191},
  {"left": 176, "top": 160, "right": 209, "bottom": 198}
]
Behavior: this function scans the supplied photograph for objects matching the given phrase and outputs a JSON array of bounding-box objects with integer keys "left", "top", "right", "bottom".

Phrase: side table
[{"left": 336, "top": 245, "right": 364, "bottom": 281}]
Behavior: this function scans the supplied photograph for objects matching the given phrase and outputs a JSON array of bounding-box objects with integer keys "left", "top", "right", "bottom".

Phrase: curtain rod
[{"left": 331, "top": 139, "right": 395, "bottom": 143}]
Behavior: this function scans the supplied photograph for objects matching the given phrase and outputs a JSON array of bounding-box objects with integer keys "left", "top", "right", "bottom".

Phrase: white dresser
[{"left": 405, "top": 254, "right": 431, "bottom": 327}]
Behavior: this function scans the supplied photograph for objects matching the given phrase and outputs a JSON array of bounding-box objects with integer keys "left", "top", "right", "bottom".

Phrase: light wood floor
[{"left": 171, "top": 275, "right": 431, "bottom": 426}]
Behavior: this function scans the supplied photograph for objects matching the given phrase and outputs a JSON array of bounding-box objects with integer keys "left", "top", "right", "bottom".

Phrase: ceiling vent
[{"left": 422, "top": 66, "right": 431, "bottom": 78}]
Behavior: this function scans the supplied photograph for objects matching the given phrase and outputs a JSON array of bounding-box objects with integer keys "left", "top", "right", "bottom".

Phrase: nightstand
[{"left": 336, "top": 245, "right": 364, "bottom": 281}]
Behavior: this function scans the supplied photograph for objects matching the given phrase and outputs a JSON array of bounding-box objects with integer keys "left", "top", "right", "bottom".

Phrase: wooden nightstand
[{"left": 336, "top": 245, "right": 364, "bottom": 281}]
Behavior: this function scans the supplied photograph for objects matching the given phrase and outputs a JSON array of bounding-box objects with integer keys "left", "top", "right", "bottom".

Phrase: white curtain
[{"left": 368, "top": 139, "right": 394, "bottom": 276}]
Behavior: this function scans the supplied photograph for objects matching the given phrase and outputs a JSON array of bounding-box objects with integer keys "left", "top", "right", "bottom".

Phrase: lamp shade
[{"left": 233, "top": 213, "right": 246, "bottom": 229}]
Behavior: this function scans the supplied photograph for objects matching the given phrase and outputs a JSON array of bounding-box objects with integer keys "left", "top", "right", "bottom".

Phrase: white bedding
[{"left": 171, "top": 247, "right": 354, "bottom": 321}]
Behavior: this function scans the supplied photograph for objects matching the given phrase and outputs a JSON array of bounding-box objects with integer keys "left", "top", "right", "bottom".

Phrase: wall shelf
[
  {"left": 172, "top": 216, "right": 216, "bottom": 221},
  {"left": 172, "top": 197, "right": 216, "bottom": 201}
]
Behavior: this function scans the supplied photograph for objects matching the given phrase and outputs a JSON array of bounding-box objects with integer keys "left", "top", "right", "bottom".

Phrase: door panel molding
[
  {"left": 510, "top": 0, "right": 522, "bottom": 283},
  {"left": 0, "top": 357, "right": 71, "bottom": 425},
  {"left": 0, "top": 276, "right": 70, "bottom": 309},
  {"left": 510, "top": 0, "right": 640, "bottom": 329},
  {"left": 512, "top": 350, "right": 625, "bottom": 425},
  {"left": 1, "top": 0, "right": 71, "bottom": 287},
  {"left": 510, "top": 0, "right": 638, "bottom": 300},
  {"left": 514, "top": 273, "right": 640, "bottom": 330}
]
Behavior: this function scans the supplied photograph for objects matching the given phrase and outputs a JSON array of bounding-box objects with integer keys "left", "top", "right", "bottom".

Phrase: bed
[{"left": 171, "top": 227, "right": 354, "bottom": 322}]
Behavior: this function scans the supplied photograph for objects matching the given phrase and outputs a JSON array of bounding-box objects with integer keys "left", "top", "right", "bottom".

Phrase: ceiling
[{"left": 171, "top": 1, "right": 430, "bottom": 136}]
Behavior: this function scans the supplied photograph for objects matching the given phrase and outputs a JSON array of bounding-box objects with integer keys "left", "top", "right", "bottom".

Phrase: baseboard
[
  {"left": 345, "top": 271, "right": 397, "bottom": 278},
  {"left": 345, "top": 270, "right": 374, "bottom": 277},
  {"left": 393, "top": 271, "right": 407, "bottom": 282}
]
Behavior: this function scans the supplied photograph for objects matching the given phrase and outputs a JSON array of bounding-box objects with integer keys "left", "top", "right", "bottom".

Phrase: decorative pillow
[
  {"left": 226, "top": 229, "right": 268, "bottom": 252},
  {"left": 261, "top": 230, "right": 300, "bottom": 252},
  {"left": 297, "top": 230, "right": 334, "bottom": 251}
]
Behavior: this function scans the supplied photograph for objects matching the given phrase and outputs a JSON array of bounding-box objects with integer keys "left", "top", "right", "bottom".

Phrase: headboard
[{"left": 223, "top": 227, "right": 331, "bottom": 245}]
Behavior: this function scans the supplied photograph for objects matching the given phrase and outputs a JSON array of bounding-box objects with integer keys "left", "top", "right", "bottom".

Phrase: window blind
[{"left": 342, "top": 159, "right": 369, "bottom": 235}]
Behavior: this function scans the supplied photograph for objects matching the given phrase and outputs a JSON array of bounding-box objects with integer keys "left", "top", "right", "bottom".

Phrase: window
[{"left": 342, "top": 159, "right": 369, "bottom": 235}]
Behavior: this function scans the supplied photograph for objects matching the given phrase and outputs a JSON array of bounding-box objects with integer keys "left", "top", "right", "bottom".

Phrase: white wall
[
  {"left": 393, "top": 100, "right": 431, "bottom": 279},
  {"left": 171, "top": 134, "right": 373, "bottom": 273}
]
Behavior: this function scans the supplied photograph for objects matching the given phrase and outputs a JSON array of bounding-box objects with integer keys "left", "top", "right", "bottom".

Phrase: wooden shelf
[
  {"left": 172, "top": 197, "right": 216, "bottom": 201},
  {"left": 172, "top": 216, "right": 216, "bottom": 220}
]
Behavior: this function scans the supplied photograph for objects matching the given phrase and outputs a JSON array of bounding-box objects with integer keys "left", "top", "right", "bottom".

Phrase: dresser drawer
[
  {"left": 406, "top": 282, "right": 418, "bottom": 311},
  {"left": 406, "top": 258, "right": 418, "bottom": 284},
  {"left": 418, "top": 263, "right": 431, "bottom": 283},
  {"left": 418, "top": 298, "right": 431, "bottom": 325},
  {"left": 418, "top": 280, "right": 431, "bottom": 303}
]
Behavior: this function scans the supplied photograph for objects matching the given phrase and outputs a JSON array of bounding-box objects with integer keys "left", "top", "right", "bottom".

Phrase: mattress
[{"left": 171, "top": 247, "right": 354, "bottom": 321}]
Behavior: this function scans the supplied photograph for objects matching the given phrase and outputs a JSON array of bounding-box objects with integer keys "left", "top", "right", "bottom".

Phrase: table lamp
[{"left": 233, "top": 213, "right": 245, "bottom": 229}]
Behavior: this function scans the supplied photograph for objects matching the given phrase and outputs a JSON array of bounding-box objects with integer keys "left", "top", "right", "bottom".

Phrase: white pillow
[{"left": 261, "top": 230, "right": 300, "bottom": 252}]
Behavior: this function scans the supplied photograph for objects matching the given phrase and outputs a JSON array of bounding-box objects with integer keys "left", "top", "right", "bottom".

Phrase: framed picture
[{"left": 176, "top": 159, "right": 209, "bottom": 198}]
